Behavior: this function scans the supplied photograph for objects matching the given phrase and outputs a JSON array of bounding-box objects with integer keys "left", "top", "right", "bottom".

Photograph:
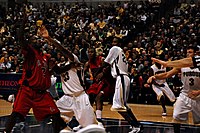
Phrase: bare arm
[
  {"left": 46, "top": 36, "right": 74, "bottom": 61},
  {"left": 38, "top": 26, "right": 74, "bottom": 61},
  {"left": 17, "top": 6, "right": 28, "bottom": 48},
  {"left": 151, "top": 57, "right": 194, "bottom": 68},
  {"left": 155, "top": 68, "right": 180, "bottom": 79},
  {"left": 147, "top": 68, "right": 180, "bottom": 84}
]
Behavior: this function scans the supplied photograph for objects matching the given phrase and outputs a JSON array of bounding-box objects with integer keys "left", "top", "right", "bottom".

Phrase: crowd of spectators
[{"left": 0, "top": 0, "right": 199, "bottom": 104}]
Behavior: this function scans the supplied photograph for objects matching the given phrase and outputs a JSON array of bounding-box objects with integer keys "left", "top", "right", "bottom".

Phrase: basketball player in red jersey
[
  {"left": 85, "top": 47, "right": 114, "bottom": 122},
  {"left": 4, "top": 8, "right": 66, "bottom": 133}
]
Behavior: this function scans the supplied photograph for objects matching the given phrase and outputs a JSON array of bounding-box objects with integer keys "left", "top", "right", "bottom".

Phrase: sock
[{"left": 96, "top": 110, "right": 102, "bottom": 119}]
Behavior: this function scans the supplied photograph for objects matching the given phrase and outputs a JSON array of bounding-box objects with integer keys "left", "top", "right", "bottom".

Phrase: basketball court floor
[{"left": 1, "top": 100, "right": 200, "bottom": 133}]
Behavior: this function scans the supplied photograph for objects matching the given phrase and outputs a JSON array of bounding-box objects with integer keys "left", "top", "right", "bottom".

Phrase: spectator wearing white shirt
[{"left": 0, "top": 57, "right": 11, "bottom": 73}]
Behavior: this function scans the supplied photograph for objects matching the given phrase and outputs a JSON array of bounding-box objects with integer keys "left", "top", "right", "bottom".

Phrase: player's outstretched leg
[{"left": 118, "top": 108, "right": 143, "bottom": 133}]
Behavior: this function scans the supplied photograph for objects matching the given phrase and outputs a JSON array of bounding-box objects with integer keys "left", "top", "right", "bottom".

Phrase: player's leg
[
  {"left": 73, "top": 92, "right": 99, "bottom": 127},
  {"left": 173, "top": 94, "right": 190, "bottom": 123},
  {"left": 162, "top": 83, "right": 176, "bottom": 102},
  {"left": 152, "top": 85, "right": 166, "bottom": 116},
  {"left": 95, "top": 91, "right": 104, "bottom": 122},
  {"left": 115, "top": 75, "right": 142, "bottom": 133},
  {"left": 5, "top": 88, "right": 31, "bottom": 132},
  {"left": 51, "top": 112, "right": 70, "bottom": 133},
  {"left": 33, "top": 92, "right": 68, "bottom": 133},
  {"left": 118, "top": 107, "right": 141, "bottom": 128},
  {"left": 192, "top": 100, "right": 200, "bottom": 124},
  {"left": 5, "top": 112, "right": 25, "bottom": 133},
  {"left": 110, "top": 76, "right": 127, "bottom": 111},
  {"left": 55, "top": 95, "right": 75, "bottom": 132},
  {"left": 159, "top": 95, "right": 167, "bottom": 116},
  {"left": 89, "top": 93, "right": 96, "bottom": 106},
  {"left": 161, "top": 84, "right": 176, "bottom": 116}
]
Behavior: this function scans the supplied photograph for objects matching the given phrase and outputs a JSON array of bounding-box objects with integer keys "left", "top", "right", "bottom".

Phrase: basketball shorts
[{"left": 56, "top": 91, "right": 96, "bottom": 127}]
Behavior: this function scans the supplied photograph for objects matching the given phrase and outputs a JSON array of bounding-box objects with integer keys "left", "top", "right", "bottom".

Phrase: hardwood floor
[{"left": 0, "top": 100, "right": 194, "bottom": 125}]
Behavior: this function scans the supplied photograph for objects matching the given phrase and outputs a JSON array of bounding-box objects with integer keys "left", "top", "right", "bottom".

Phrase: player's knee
[{"left": 173, "top": 114, "right": 188, "bottom": 122}]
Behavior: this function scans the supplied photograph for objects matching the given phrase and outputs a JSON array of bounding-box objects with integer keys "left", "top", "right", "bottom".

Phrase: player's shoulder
[
  {"left": 151, "top": 64, "right": 156, "bottom": 68},
  {"left": 110, "top": 46, "right": 121, "bottom": 51}
]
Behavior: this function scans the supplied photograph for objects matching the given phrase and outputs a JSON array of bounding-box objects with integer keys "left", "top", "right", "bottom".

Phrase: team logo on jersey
[
  {"left": 50, "top": 107, "right": 56, "bottom": 112},
  {"left": 183, "top": 71, "right": 200, "bottom": 77}
]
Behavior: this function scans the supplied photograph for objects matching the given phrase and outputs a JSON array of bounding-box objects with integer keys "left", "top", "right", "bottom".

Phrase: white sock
[{"left": 96, "top": 110, "right": 102, "bottom": 119}]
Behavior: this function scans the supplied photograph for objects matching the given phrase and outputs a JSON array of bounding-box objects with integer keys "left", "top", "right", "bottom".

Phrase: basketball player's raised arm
[
  {"left": 151, "top": 57, "right": 194, "bottom": 68},
  {"left": 39, "top": 26, "right": 74, "bottom": 61},
  {"left": 17, "top": 6, "right": 28, "bottom": 48}
]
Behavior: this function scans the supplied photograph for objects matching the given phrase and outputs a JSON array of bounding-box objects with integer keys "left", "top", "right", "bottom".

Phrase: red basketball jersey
[
  {"left": 89, "top": 56, "right": 102, "bottom": 76},
  {"left": 19, "top": 45, "right": 51, "bottom": 90}
]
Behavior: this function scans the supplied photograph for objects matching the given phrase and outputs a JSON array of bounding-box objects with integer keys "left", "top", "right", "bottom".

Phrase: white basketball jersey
[
  {"left": 151, "top": 64, "right": 166, "bottom": 84},
  {"left": 60, "top": 54, "right": 84, "bottom": 95},
  {"left": 193, "top": 55, "right": 200, "bottom": 68},
  {"left": 104, "top": 46, "right": 128, "bottom": 78},
  {"left": 181, "top": 67, "right": 200, "bottom": 95}
]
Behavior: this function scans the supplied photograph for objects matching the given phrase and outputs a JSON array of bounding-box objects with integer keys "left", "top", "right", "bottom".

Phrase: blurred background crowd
[{"left": 0, "top": 0, "right": 199, "bottom": 104}]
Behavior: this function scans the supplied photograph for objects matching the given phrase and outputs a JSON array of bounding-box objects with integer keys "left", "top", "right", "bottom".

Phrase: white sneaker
[
  {"left": 110, "top": 107, "right": 127, "bottom": 112},
  {"left": 162, "top": 112, "right": 167, "bottom": 116},
  {"left": 73, "top": 125, "right": 82, "bottom": 132},
  {"left": 59, "top": 129, "right": 73, "bottom": 133},
  {"left": 129, "top": 127, "right": 141, "bottom": 133},
  {"left": 98, "top": 122, "right": 104, "bottom": 128},
  {"left": 76, "top": 124, "right": 106, "bottom": 133}
]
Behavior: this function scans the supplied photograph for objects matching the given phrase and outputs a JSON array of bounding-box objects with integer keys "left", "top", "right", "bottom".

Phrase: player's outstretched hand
[{"left": 151, "top": 58, "right": 167, "bottom": 67}]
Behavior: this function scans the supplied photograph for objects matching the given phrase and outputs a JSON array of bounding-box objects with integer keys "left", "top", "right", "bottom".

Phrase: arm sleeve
[{"left": 104, "top": 47, "right": 120, "bottom": 65}]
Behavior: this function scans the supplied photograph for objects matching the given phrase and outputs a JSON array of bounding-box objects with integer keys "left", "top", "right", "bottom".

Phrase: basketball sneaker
[
  {"left": 162, "top": 112, "right": 167, "bottom": 116},
  {"left": 73, "top": 125, "right": 82, "bottom": 132},
  {"left": 76, "top": 124, "right": 106, "bottom": 133},
  {"left": 129, "top": 127, "right": 141, "bottom": 133},
  {"left": 129, "top": 125, "right": 143, "bottom": 133},
  {"left": 110, "top": 107, "right": 127, "bottom": 112},
  {"left": 60, "top": 129, "right": 73, "bottom": 133},
  {"left": 98, "top": 122, "right": 104, "bottom": 128}
]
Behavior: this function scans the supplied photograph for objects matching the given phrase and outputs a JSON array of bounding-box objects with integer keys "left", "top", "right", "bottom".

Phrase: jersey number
[
  {"left": 189, "top": 78, "right": 194, "bottom": 86},
  {"left": 122, "top": 53, "right": 128, "bottom": 64}
]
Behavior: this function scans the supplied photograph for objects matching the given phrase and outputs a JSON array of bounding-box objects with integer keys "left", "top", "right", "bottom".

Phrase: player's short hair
[{"left": 187, "top": 45, "right": 197, "bottom": 53}]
